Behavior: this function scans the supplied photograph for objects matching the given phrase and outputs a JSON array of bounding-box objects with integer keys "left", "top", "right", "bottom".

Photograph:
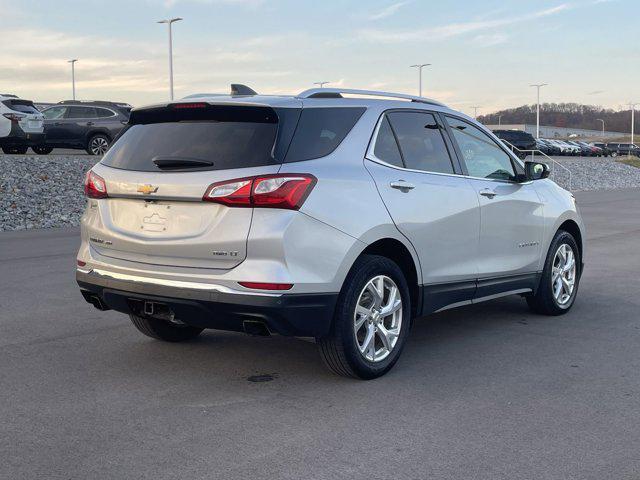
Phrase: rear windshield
[
  {"left": 100, "top": 104, "right": 365, "bottom": 171},
  {"left": 3, "top": 100, "right": 39, "bottom": 114},
  {"left": 101, "top": 105, "right": 281, "bottom": 172}
]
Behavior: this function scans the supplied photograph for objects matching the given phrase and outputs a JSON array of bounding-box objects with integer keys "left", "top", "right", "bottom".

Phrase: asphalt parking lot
[{"left": 1, "top": 187, "right": 639, "bottom": 479}]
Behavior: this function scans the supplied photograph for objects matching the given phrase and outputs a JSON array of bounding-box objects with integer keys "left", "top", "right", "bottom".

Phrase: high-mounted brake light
[
  {"left": 238, "top": 281, "right": 293, "bottom": 291},
  {"left": 203, "top": 174, "right": 316, "bottom": 210},
  {"left": 173, "top": 102, "right": 207, "bottom": 109},
  {"left": 84, "top": 170, "right": 108, "bottom": 199}
]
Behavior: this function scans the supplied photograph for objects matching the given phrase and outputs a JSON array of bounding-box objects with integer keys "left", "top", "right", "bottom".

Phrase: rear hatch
[
  {"left": 3, "top": 99, "right": 43, "bottom": 133},
  {"left": 87, "top": 101, "right": 300, "bottom": 270}
]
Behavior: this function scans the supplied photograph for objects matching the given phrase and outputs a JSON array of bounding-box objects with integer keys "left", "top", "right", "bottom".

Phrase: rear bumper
[
  {"left": 0, "top": 128, "right": 45, "bottom": 146},
  {"left": 76, "top": 269, "right": 337, "bottom": 338}
]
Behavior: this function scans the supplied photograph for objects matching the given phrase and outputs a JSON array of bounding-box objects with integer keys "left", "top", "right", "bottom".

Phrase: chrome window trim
[{"left": 365, "top": 112, "right": 523, "bottom": 185}]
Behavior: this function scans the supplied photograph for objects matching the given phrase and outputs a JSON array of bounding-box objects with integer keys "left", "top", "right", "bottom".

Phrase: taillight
[
  {"left": 84, "top": 170, "right": 108, "bottom": 199},
  {"left": 238, "top": 281, "right": 293, "bottom": 291},
  {"left": 203, "top": 174, "right": 316, "bottom": 210},
  {"left": 3, "top": 113, "right": 25, "bottom": 123}
]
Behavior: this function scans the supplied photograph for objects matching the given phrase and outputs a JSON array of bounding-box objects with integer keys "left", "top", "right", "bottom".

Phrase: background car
[
  {"left": 607, "top": 143, "right": 640, "bottom": 158},
  {"left": 492, "top": 129, "right": 536, "bottom": 159},
  {"left": 39, "top": 100, "right": 132, "bottom": 155},
  {"left": 567, "top": 140, "right": 593, "bottom": 156},
  {"left": 590, "top": 142, "right": 611, "bottom": 156},
  {"left": 0, "top": 94, "right": 45, "bottom": 154},
  {"left": 536, "top": 138, "right": 561, "bottom": 156}
]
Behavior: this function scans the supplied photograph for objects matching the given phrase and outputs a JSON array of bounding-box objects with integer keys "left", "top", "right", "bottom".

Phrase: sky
[{"left": 0, "top": 0, "right": 638, "bottom": 115}]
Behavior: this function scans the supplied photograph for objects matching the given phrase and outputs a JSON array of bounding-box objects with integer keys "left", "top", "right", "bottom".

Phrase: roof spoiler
[{"left": 231, "top": 84, "right": 258, "bottom": 96}]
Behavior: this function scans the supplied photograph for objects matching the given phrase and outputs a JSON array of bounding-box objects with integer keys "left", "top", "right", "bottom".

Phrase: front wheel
[
  {"left": 611, "top": 152, "right": 618, "bottom": 158},
  {"left": 129, "top": 314, "right": 204, "bottom": 342},
  {"left": 32, "top": 145, "right": 53, "bottom": 155},
  {"left": 527, "top": 230, "right": 581, "bottom": 315},
  {"left": 318, "top": 255, "right": 411, "bottom": 379},
  {"left": 86, "top": 134, "right": 110, "bottom": 155}
]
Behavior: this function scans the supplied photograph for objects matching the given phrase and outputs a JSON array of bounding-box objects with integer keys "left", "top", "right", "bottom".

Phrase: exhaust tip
[{"left": 243, "top": 320, "right": 271, "bottom": 337}]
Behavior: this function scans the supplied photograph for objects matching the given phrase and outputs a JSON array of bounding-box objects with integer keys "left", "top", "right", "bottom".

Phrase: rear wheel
[
  {"left": 2, "top": 146, "right": 28, "bottom": 154},
  {"left": 129, "top": 314, "right": 204, "bottom": 342},
  {"left": 32, "top": 145, "right": 53, "bottom": 155},
  {"left": 86, "top": 134, "right": 110, "bottom": 155},
  {"left": 611, "top": 151, "right": 618, "bottom": 158},
  {"left": 318, "top": 255, "right": 411, "bottom": 379},
  {"left": 527, "top": 230, "right": 580, "bottom": 315}
]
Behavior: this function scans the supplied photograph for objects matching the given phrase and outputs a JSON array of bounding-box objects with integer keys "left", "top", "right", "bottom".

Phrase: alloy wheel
[
  {"left": 354, "top": 275, "right": 403, "bottom": 362},
  {"left": 551, "top": 244, "right": 576, "bottom": 306},
  {"left": 90, "top": 137, "right": 109, "bottom": 155}
]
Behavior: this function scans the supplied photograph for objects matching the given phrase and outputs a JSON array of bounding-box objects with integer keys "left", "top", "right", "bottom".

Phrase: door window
[
  {"left": 43, "top": 106, "right": 67, "bottom": 119},
  {"left": 446, "top": 117, "right": 517, "bottom": 181},
  {"left": 66, "top": 106, "right": 98, "bottom": 119},
  {"left": 373, "top": 116, "right": 403, "bottom": 167},
  {"left": 387, "top": 111, "right": 455, "bottom": 174}
]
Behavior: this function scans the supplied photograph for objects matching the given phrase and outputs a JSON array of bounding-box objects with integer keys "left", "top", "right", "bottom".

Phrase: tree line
[{"left": 478, "top": 103, "right": 638, "bottom": 133}]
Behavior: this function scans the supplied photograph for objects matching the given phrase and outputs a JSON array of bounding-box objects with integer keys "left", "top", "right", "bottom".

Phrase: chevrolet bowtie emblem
[{"left": 137, "top": 184, "right": 158, "bottom": 195}]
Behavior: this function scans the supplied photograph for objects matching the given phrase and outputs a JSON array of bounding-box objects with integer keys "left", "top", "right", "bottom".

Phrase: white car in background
[{"left": 0, "top": 94, "right": 45, "bottom": 154}]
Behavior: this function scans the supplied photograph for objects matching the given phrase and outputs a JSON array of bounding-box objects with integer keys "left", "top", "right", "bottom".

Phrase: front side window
[
  {"left": 446, "top": 117, "right": 517, "bottom": 181},
  {"left": 373, "top": 116, "right": 403, "bottom": 167},
  {"left": 386, "top": 111, "right": 454, "bottom": 174},
  {"left": 43, "top": 106, "right": 67, "bottom": 119}
]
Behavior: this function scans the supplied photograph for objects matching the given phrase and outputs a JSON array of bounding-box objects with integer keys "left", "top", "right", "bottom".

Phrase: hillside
[{"left": 478, "top": 104, "right": 638, "bottom": 133}]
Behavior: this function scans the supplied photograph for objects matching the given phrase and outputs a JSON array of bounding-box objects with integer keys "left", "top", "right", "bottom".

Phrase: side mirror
[{"left": 524, "top": 161, "right": 550, "bottom": 181}]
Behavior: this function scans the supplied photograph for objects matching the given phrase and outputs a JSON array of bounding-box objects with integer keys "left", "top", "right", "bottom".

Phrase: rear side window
[
  {"left": 387, "top": 111, "right": 454, "bottom": 174},
  {"left": 3, "top": 100, "right": 40, "bottom": 114},
  {"left": 373, "top": 116, "right": 403, "bottom": 167},
  {"left": 284, "top": 107, "right": 365, "bottom": 162},
  {"left": 66, "top": 106, "right": 97, "bottom": 119},
  {"left": 101, "top": 105, "right": 281, "bottom": 172},
  {"left": 96, "top": 108, "right": 115, "bottom": 118},
  {"left": 43, "top": 106, "right": 67, "bottom": 119}
]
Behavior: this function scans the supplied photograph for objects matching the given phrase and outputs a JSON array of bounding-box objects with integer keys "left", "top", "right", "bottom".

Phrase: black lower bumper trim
[{"left": 77, "top": 271, "right": 337, "bottom": 338}]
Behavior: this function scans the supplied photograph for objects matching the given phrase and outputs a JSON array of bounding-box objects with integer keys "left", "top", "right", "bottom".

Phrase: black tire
[
  {"left": 129, "top": 314, "right": 204, "bottom": 342},
  {"left": 318, "top": 254, "right": 411, "bottom": 379},
  {"left": 527, "top": 230, "right": 581, "bottom": 316},
  {"left": 86, "top": 134, "right": 110, "bottom": 155},
  {"left": 32, "top": 145, "right": 53, "bottom": 155},
  {"left": 2, "top": 146, "right": 28, "bottom": 154}
]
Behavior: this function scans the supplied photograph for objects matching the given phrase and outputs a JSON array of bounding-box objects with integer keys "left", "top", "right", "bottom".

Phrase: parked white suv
[
  {"left": 0, "top": 94, "right": 45, "bottom": 154},
  {"left": 77, "top": 87, "right": 585, "bottom": 379}
]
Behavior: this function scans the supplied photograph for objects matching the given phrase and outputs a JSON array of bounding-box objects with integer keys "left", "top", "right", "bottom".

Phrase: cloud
[
  {"left": 367, "top": 1, "right": 409, "bottom": 21},
  {"left": 357, "top": 4, "right": 571, "bottom": 43},
  {"left": 473, "top": 33, "right": 509, "bottom": 47}
]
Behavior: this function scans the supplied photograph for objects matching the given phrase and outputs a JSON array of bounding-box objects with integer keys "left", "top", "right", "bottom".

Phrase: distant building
[{"left": 484, "top": 123, "right": 625, "bottom": 140}]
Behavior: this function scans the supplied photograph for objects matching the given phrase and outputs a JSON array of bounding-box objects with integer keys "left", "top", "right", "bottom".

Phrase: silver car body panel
[{"left": 77, "top": 92, "right": 584, "bottom": 311}]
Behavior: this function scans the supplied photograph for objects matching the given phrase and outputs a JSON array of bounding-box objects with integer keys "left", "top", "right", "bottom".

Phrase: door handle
[
  {"left": 390, "top": 180, "right": 415, "bottom": 192},
  {"left": 479, "top": 188, "right": 496, "bottom": 199}
]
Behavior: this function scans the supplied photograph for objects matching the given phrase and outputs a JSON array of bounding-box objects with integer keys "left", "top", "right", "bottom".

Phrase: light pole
[
  {"left": 628, "top": 103, "right": 638, "bottom": 154},
  {"left": 596, "top": 118, "right": 605, "bottom": 138},
  {"left": 157, "top": 17, "right": 182, "bottom": 101},
  {"left": 530, "top": 83, "right": 548, "bottom": 139},
  {"left": 410, "top": 63, "right": 431, "bottom": 97},
  {"left": 471, "top": 106, "right": 480, "bottom": 119},
  {"left": 313, "top": 82, "right": 330, "bottom": 88},
  {"left": 68, "top": 59, "right": 78, "bottom": 100},
  {"left": 498, "top": 114, "right": 503, "bottom": 126}
]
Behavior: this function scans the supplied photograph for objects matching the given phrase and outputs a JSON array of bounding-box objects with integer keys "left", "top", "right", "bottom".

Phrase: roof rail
[{"left": 296, "top": 88, "right": 445, "bottom": 107}]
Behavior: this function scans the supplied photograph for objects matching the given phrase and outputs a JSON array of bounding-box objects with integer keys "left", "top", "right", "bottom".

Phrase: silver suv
[{"left": 77, "top": 86, "right": 585, "bottom": 379}]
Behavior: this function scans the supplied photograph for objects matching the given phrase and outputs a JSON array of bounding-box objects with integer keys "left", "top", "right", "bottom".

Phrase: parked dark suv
[
  {"left": 38, "top": 100, "right": 132, "bottom": 155},
  {"left": 606, "top": 143, "right": 640, "bottom": 158},
  {"left": 492, "top": 129, "right": 537, "bottom": 159}
]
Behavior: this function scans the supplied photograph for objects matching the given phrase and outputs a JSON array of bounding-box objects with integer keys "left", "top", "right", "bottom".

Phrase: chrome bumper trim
[{"left": 78, "top": 267, "right": 283, "bottom": 297}]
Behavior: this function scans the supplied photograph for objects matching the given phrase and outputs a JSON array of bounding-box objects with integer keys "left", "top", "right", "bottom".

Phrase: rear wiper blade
[{"left": 152, "top": 156, "right": 214, "bottom": 170}]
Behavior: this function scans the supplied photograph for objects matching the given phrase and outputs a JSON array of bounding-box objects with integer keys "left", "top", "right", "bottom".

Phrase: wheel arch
[
  {"left": 355, "top": 238, "right": 421, "bottom": 318},
  {"left": 86, "top": 129, "right": 112, "bottom": 146},
  {"left": 558, "top": 219, "right": 583, "bottom": 261}
]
